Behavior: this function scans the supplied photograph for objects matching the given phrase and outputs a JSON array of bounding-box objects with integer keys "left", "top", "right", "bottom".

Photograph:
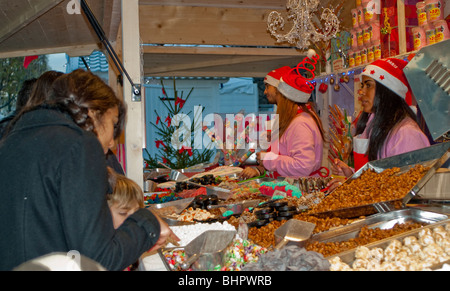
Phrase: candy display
[
  {"left": 149, "top": 149, "right": 447, "bottom": 272},
  {"left": 329, "top": 223, "right": 450, "bottom": 271},
  {"left": 259, "top": 181, "right": 302, "bottom": 198}
]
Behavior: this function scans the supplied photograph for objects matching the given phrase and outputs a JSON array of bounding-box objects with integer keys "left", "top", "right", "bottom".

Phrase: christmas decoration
[{"left": 144, "top": 80, "right": 214, "bottom": 169}]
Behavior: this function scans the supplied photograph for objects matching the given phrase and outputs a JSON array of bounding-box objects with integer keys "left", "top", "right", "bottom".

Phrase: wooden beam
[
  {"left": 139, "top": 5, "right": 293, "bottom": 47},
  {"left": 141, "top": 45, "right": 302, "bottom": 56},
  {"left": 139, "top": 0, "right": 285, "bottom": 9},
  {"left": 122, "top": 0, "right": 145, "bottom": 188},
  {"left": 0, "top": 0, "right": 65, "bottom": 44},
  {"left": 0, "top": 43, "right": 99, "bottom": 59}
]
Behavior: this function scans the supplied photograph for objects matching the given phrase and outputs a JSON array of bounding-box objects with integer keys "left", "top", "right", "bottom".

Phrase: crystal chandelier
[{"left": 267, "top": 0, "right": 340, "bottom": 50}]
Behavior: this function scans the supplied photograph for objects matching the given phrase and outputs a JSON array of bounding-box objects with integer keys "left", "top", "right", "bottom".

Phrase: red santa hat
[
  {"left": 361, "top": 58, "right": 412, "bottom": 104},
  {"left": 264, "top": 66, "right": 292, "bottom": 87},
  {"left": 278, "top": 49, "right": 319, "bottom": 103}
]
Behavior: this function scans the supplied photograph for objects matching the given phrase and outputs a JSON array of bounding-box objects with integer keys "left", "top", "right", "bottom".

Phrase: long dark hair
[
  {"left": 4, "top": 70, "right": 126, "bottom": 140},
  {"left": 355, "top": 82, "right": 418, "bottom": 161},
  {"left": 48, "top": 69, "right": 126, "bottom": 137}
]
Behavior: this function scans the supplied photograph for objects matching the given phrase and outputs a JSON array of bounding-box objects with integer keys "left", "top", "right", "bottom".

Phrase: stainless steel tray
[
  {"left": 314, "top": 143, "right": 450, "bottom": 218},
  {"left": 308, "top": 209, "right": 448, "bottom": 245},
  {"left": 328, "top": 218, "right": 450, "bottom": 270},
  {"left": 148, "top": 197, "right": 194, "bottom": 216}
]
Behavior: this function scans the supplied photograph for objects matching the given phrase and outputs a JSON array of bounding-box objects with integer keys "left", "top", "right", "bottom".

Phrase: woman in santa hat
[
  {"left": 330, "top": 57, "right": 430, "bottom": 183},
  {"left": 240, "top": 50, "right": 325, "bottom": 179}
]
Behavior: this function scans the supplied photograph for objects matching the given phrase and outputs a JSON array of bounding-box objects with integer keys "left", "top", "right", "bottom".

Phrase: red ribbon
[
  {"left": 155, "top": 140, "right": 166, "bottom": 149},
  {"left": 165, "top": 116, "right": 171, "bottom": 127},
  {"left": 175, "top": 97, "right": 186, "bottom": 109},
  {"left": 156, "top": 116, "right": 161, "bottom": 125},
  {"left": 179, "top": 146, "right": 193, "bottom": 157}
]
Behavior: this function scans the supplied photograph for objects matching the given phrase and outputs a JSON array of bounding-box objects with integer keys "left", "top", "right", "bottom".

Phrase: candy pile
[
  {"left": 161, "top": 238, "right": 267, "bottom": 271},
  {"left": 161, "top": 249, "right": 190, "bottom": 271},
  {"left": 242, "top": 245, "right": 330, "bottom": 271},
  {"left": 144, "top": 191, "right": 180, "bottom": 206},
  {"left": 221, "top": 238, "right": 268, "bottom": 271},
  {"left": 259, "top": 181, "right": 302, "bottom": 198}
]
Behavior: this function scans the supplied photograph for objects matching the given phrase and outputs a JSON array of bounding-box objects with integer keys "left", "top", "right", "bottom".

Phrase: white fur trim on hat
[
  {"left": 278, "top": 79, "right": 311, "bottom": 103},
  {"left": 264, "top": 75, "right": 280, "bottom": 87},
  {"left": 361, "top": 64, "right": 408, "bottom": 99}
]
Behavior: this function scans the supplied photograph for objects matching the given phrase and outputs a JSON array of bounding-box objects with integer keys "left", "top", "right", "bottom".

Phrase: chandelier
[{"left": 267, "top": 0, "right": 340, "bottom": 50}]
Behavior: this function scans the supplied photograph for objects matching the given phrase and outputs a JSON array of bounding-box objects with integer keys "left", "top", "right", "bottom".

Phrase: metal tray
[
  {"left": 314, "top": 143, "right": 450, "bottom": 218},
  {"left": 148, "top": 197, "right": 194, "bottom": 216},
  {"left": 308, "top": 209, "right": 448, "bottom": 245},
  {"left": 328, "top": 218, "right": 450, "bottom": 270}
]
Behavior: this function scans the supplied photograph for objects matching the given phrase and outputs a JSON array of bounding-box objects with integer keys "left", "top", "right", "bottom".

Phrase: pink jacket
[
  {"left": 263, "top": 113, "right": 323, "bottom": 177},
  {"left": 361, "top": 114, "right": 430, "bottom": 159}
]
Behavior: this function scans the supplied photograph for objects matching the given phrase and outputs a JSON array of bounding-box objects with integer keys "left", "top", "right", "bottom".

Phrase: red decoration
[
  {"left": 179, "top": 146, "right": 193, "bottom": 157},
  {"left": 319, "top": 83, "right": 328, "bottom": 93},
  {"left": 155, "top": 140, "right": 166, "bottom": 149},
  {"left": 23, "top": 56, "right": 38, "bottom": 68},
  {"left": 175, "top": 97, "right": 186, "bottom": 109},
  {"left": 156, "top": 116, "right": 161, "bottom": 125},
  {"left": 165, "top": 116, "right": 171, "bottom": 127}
]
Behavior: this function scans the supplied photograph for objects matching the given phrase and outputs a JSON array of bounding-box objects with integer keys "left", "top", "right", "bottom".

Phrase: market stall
[{"left": 1, "top": 0, "right": 449, "bottom": 272}]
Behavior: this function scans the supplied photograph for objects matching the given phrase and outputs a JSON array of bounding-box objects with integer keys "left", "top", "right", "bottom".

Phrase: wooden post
[
  {"left": 397, "top": 0, "right": 407, "bottom": 54},
  {"left": 121, "top": 0, "right": 145, "bottom": 188}
]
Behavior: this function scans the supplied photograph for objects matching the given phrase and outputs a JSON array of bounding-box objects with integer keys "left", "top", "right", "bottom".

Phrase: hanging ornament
[
  {"left": 343, "top": 75, "right": 350, "bottom": 83},
  {"left": 330, "top": 77, "right": 335, "bottom": 84},
  {"left": 334, "top": 83, "right": 340, "bottom": 91},
  {"left": 319, "top": 82, "right": 328, "bottom": 93}
]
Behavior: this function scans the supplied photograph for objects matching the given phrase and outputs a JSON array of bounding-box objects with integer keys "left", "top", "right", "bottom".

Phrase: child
[
  {"left": 107, "top": 167, "right": 146, "bottom": 271},
  {"left": 107, "top": 167, "right": 145, "bottom": 229}
]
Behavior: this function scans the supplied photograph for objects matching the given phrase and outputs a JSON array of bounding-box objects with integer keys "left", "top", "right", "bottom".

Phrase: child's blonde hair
[{"left": 107, "top": 167, "right": 144, "bottom": 209}]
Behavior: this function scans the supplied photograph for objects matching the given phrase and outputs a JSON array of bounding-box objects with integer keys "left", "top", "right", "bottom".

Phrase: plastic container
[
  {"left": 357, "top": 5, "right": 365, "bottom": 26},
  {"left": 362, "top": 24, "right": 372, "bottom": 45},
  {"left": 351, "top": 29, "right": 359, "bottom": 49},
  {"left": 412, "top": 26, "right": 427, "bottom": 50},
  {"left": 348, "top": 50, "right": 356, "bottom": 68},
  {"left": 351, "top": 8, "right": 359, "bottom": 28},
  {"left": 371, "top": 21, "right": 381, "bottom": 42},
  {"left": 356, "top": 27, "right": 364, "bottom": 48},
  {"left": 367, "top": 44, "right": 375, "bottom": 63},
  {"left": 416, "top": 1, "right": 428, "bottom": 27},
  {"left": 373, "top": 40, "right": 382, "bottom": 60},
  {"left": 424, "top": 23, "right": 436, "bottom": 45},
  {"left": 433, "top": 19, "right": 450, "bottom": 43},
  {"left": 362, "top": 0, "right": 379, "bottom": 23},
  {"left": 355, "top": 50, "right": 362, "bottom": 66},
  {"left": 360, "top": 47, "right": 368, "bottom": 65},
  {"left": 425, "top": 0, "right": 445, "bottom": 22}
]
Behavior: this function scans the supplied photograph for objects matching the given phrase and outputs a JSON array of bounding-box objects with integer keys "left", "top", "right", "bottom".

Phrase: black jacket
[{"left": 0, "top": 107, "right": 160, "bottom": 270}]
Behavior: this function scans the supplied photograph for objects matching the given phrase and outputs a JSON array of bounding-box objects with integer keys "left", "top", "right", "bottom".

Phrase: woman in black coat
[{"left": 0, "top": 69, "right": 178, "bottom": 271}]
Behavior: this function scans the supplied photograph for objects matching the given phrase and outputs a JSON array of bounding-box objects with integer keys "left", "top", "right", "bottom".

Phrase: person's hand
[
  {"left": 147, "top": 209, "right": 180, "bottom": 252},
  {"left": 239, "top": 167, "right": 260, "bottom": 180},
  {"left": 256, "top": 152, "right": 266, "bottom": 165},
  {"left": 325, "top": 177, "right": 346, "bottom": 194},
  {"left": 330, "top": 159, "right": 353, "bottom": 178}
]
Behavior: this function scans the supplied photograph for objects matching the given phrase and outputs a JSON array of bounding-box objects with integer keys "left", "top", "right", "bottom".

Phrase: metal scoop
[
  {"left": 181, "top": 230, "right": 236, "bottom": 270},
  {"left": 274, "top": 219, "right": 316, "bottom": 250},
  {"left": 158, "top": 162, "right": 189, "bottom": 182}
]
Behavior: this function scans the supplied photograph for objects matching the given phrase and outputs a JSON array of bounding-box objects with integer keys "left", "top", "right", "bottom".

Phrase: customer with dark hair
[
  {"left": 0, "top": 69, "right": 178, "bottom": 271},
  {"left": 0, "top": 78, "right": 37, "bottom": 139}
]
